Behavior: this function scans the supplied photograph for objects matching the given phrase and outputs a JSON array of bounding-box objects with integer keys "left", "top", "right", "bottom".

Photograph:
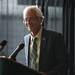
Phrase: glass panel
[
  {"left": 47, "top": 6, "right": 63, "bottom": 33},
  {"left": 0, "top": 0, "right": 36, "bottom": 65}
]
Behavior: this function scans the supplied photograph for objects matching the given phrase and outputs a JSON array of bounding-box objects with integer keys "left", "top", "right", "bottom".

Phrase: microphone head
[
  {"left": 0, "top": 40, "right": 8, "bottom": 51},
  {"left": 0, "top": 40, "right": 7, "bottom": 46},
  {"left": 17, "top": 43, "right": 25, "bottom": 51}
]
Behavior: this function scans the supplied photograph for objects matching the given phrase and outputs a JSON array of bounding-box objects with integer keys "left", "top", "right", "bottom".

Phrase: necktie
[{"left": 29, "top": 37, "right": 38, "bottom": 71}]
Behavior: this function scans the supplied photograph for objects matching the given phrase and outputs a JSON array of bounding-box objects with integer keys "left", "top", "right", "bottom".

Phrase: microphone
[
  {"left": 8, "top": 43, "right": 24, "bottom": 60},
  {"left": 0, "top": 40, "right": 8, "bottom": 51}
]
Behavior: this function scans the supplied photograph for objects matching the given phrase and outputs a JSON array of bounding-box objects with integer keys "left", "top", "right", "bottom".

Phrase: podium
[{"left": 0, "top": 56, "right": 41, "bottom": 75}]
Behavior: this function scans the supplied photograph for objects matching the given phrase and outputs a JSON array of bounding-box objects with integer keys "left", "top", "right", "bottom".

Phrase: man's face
[{"left": 23, "top": 10, "right": 42, "bottom": 35}]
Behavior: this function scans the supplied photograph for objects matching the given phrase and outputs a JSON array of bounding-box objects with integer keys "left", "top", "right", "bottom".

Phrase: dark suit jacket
[{"left": 24, "top": 29, "right": 66, "bottom": 75}]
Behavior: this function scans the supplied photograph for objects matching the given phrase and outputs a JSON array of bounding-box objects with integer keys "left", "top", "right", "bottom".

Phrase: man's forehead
[{"left": 26, "top": 9, "right": 37, "bottom": 15}]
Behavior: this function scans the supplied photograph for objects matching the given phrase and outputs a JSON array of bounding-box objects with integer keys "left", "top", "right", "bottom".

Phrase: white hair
[{"left": 23, "top": 5, "right": 44, "bottom": 19}]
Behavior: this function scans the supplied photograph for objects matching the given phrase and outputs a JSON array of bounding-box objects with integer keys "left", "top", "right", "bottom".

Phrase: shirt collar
[{"left": 30, "top": 27, "right": 42, "bottom": 40}]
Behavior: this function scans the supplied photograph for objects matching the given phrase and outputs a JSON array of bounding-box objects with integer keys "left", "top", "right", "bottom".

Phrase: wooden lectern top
[{"left": 0, "top": 56, "right": 41, "bottom": 75}]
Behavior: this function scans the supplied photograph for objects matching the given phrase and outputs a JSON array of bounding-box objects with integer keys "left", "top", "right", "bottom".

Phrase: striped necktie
[{"left": 29, "top": 37, "right": 38, "bottom": 71}]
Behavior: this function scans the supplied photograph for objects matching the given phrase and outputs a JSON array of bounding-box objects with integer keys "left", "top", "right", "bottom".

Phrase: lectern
[{"left": 0, "top": 56, "right": 41, "bottom": 75}]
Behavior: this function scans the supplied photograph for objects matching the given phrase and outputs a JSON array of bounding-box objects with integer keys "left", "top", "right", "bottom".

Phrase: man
[{"left": 23, "top": 5, "right": 66, "bottom": 75}]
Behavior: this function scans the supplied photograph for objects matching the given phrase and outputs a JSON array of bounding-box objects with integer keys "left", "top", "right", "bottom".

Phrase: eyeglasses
[{"left": 23, "top": 17, "right": 42, "bottom": 22}]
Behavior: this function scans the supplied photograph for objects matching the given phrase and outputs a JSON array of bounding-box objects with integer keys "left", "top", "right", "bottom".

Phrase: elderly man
[{"left": 23, "top": 5, "right": 66, "bottom": 75}]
